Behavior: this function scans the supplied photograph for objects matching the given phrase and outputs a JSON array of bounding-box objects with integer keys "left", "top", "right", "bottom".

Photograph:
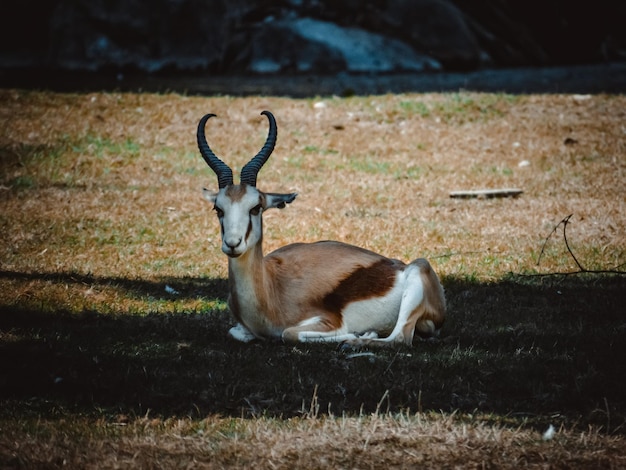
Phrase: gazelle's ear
[
  {"left": 264, "top": 192, "right": 297, "bottom": 210},
  {"left": 202, "top": 188, "right": 219, "bottom": 203}
]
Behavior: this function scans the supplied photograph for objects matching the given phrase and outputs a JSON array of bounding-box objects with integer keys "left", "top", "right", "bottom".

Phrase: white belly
[{"left": 340, "top": 272, "right": 406, "bottom": 335}]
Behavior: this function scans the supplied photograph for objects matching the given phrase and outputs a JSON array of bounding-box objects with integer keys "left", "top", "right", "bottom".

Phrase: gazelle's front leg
[{"left": 228, "top": 323, "right": 258, "bottom": 343}]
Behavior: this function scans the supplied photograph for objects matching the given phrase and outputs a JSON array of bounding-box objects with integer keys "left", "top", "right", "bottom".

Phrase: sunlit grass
[{"left": 2, "top": 411, "right": 623, "bottom": 469}]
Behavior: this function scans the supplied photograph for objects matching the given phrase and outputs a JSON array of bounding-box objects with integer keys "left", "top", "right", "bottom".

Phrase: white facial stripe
[{"left": 215, "top": 185, "right": 263, "bottom": 256}]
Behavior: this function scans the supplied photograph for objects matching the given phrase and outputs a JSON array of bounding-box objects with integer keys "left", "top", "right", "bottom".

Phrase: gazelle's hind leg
[
  {"left": 282, "top": 316, "right": 367, "bottom": 344},
  {"left": 347, "top": 258, "right": 446, "bottom": 348}
]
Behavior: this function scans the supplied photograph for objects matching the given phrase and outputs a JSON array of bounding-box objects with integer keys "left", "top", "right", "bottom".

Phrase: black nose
[{"left": 225, "top": 238, "right": 242, "bottom": 250}]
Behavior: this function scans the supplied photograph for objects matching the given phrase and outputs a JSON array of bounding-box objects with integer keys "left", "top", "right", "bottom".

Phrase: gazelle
[{"left": 197, "top": 111, "right": 445, "bottom": 347}]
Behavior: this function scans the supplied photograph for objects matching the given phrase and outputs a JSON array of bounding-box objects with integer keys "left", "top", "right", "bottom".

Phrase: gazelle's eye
[
  {"left": 214, "top": 206, "right": 224, "bottom": 218},
  {"left": 250, "top": 204, "right": 262, "bottom": 216}
]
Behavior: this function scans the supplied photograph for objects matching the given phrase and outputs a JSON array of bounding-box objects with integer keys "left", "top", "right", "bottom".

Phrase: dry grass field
[{"left": 1, "top": 88, "right": 625, "bottom": 468}]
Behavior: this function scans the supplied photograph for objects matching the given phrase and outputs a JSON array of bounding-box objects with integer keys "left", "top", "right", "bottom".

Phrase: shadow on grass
[
  {"left": 1, "top": 269, "right": 625, "bottom": 432},
  {"left": 0, "top": 269, "right": 230, "bottom": 303}
]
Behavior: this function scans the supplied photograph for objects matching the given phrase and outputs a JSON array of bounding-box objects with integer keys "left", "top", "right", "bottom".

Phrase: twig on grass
[
  {"left": 431, "top": 250, "right": 499, "bottom": 260},
  {"left": 449, "top": 188, "right": 523, "bottom": 199},
  {"left": 528, "top": 214, "right": 626, "bottom": 277},
  {"left": 536, "top": 214, "right": 584, "bottom": 270}
]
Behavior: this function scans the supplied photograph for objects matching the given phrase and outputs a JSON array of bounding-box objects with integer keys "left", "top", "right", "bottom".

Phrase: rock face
[
  {"left": 47, "top": 0, "right": 232, "bottom": 72},
  {"left": 1, "top": 0, "right": 625, "bottom": 75},
  {"left": 357, "top": 0, "right": 486, "bottom": 70},
  {"left": 239, "top": 17, "right": 442, "bottom": 74}
]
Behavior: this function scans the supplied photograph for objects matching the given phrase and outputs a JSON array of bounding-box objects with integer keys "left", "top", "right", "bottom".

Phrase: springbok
[{"left": 197, "top": 111, "right": 445, "bottom": 347}]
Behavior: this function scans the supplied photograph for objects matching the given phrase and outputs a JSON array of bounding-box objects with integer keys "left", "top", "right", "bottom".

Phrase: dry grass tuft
[{"left": 3, "top": 413, "right": 626, "bottom": 469}]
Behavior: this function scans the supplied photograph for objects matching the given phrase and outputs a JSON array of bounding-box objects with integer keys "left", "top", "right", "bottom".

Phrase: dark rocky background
[{"left": 1, "top": 0, "right": 626, "bottom": 95}]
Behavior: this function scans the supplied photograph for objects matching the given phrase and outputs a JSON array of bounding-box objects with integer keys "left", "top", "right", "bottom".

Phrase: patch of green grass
[
  {"left": 284, "top": 154, "right": 305, "bottom": 168},
  {"left": 394, "top": 165, "right": 423, "bottom": 180},
  {"left": 77, "top": 135, "right": 141, "bottom": 160},
  {"left": 303, "top": 145, "right": 339, "bottom": 155},
  {"left": 348, "top": 155, "right": 392, "bottom": 174},
  {"left": 8, "top": 174, "right": 36, "bottom": 189},
  {"left": 398, "top": 100, "right": 431, "bottom": 117},
  {"left": 171, "top": 149, "right": 204, "bottom": 174},
  {"left": 431, "top": 93, "right": 515, "bottom": 123},
  {"left": 0, "top": 143, "right": 65, "bottom": 188},
  {"left": 334, "top": 93, "right": 517, "bottom": 125},
  {"left": 1, "top": 134, "right": 143, "bottom": 190}
]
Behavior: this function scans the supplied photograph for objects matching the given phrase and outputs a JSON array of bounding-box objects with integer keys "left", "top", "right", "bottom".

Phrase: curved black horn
[
  {"left": 240, "top": 111, "right": 277, "bottom": 187},
  {"left": 197, "top": 113, "right": 233, "bottom": 188}
]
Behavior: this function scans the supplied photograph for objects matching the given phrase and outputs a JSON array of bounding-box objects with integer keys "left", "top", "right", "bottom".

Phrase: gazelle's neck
[
  {"left": 227, "top": 238, "right": 265, "bottom": 309},
  {"left": 227, "top": 238, "right": 282, "bottom": 335},
  {"left": 228, "top": 238, "right": 264, "bottom": 278}
]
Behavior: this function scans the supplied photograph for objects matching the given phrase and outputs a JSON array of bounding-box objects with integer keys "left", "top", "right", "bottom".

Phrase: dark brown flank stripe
[{"left": 321, "top": 258, "right": 400, "bottom": 316}]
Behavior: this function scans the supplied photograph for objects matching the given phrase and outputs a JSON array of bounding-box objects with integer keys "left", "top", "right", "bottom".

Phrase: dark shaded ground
[
  {"left": 1, "top": 271, "right": 625, "bottom": 434},
  {"left": 2, "top": 62, "right": 626, "bottom": 96}
]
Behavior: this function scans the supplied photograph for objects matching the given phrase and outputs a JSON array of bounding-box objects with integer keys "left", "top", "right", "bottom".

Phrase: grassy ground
[{"left": 1, "top": 89, "right": 625, "bottom": 467}]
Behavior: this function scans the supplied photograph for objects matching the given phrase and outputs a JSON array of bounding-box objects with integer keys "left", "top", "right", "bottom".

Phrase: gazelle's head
[{"left": 198, "top": 111, "right": 297, "bottom": 258}]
